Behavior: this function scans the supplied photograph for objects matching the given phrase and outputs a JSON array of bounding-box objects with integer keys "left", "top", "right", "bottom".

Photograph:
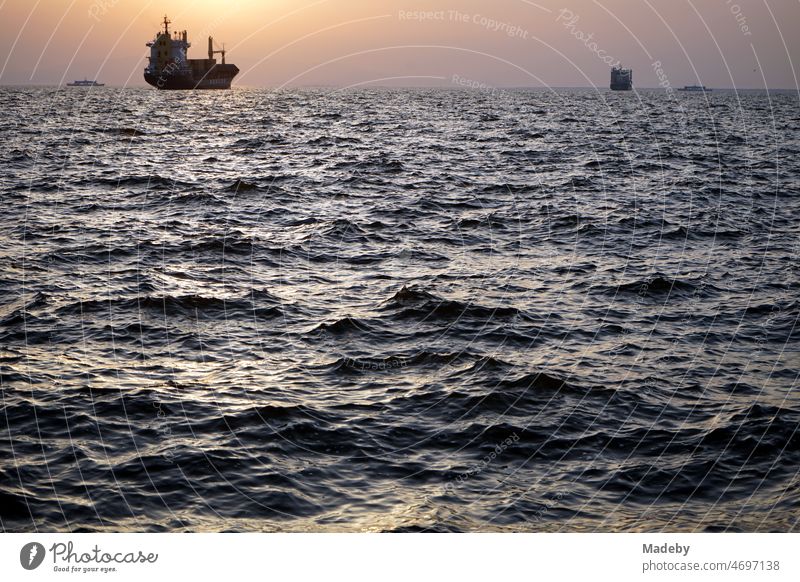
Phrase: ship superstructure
[
  {"left": 610, "top": 66, "right": 632, "bottom": 91},
  {"left": 144, "top": 16, "right": 239, "bottom": 90}
]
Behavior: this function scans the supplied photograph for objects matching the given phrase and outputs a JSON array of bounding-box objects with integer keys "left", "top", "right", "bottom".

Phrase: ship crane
[{"left": 208, "top": 37, "right": 227, "bottom": 65}]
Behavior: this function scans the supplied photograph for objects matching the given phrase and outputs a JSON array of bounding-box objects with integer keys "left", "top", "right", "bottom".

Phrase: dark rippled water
[{"left": 1, "top": 87, "right": 798, "bottom": 532}]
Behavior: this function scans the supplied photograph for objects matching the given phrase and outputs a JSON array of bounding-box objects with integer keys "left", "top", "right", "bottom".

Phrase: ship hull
[{"left": 144, "top": 64, "right": 239, "bottom": 90}]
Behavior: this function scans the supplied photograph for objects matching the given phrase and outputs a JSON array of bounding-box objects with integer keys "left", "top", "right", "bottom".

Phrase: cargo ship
[
  {"left": 678, "top": 85, "right": 712, "bottom": 92},
  {"left": 610, "top": 66, "right": 632, "bottom": 91},
  {"left": 67, "top": 79, "right": 104, "bottom": 87},
  {"left": 144, "top": 16, "right": 239, "bottom": 90}
]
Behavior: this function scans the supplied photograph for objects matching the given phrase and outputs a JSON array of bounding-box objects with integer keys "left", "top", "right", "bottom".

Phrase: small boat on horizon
[
  {"left": 67, "top": 79, "right": 105, "bottom": 87},
  {"left": 678, "top": 85, "right": 711, "bottom": 92}
]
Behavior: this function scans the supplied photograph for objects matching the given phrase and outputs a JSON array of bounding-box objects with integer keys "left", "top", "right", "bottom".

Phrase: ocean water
[{"left": 1, "top": 86, "right": 798, "bottom": 532}]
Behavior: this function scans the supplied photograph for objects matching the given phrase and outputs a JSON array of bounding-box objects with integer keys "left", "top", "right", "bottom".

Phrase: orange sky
[{"left": 0, "top": 0, "right": 798, "bottom": 88}]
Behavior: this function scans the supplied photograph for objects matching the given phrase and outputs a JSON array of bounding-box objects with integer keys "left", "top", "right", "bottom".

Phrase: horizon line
[{"left": 0, "top": 83, "right": 796, "bottom": 92}]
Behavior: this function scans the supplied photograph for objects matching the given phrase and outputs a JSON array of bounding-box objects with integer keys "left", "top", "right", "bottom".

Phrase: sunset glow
[{"left": 1, "top": 0, "right": 797, "bottom": 88}]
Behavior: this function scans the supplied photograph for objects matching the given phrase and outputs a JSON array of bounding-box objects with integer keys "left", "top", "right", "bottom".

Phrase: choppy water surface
[{"left": 1, "top": 87, "right": 798, "bottom": 532}]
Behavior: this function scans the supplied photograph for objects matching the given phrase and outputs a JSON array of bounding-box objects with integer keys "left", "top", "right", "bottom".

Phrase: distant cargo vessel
[
  {"left": 610, "top": 66, "right": 632, "bottom": 91},
  {"left": 678, "top": 85, "right": 712, "bottom": 92},
  {"left": 144, "top": 16, "right": 239, "bottom": 90},
  {"left": 67, "top": 79, "right": 104, "bottom": 87}
]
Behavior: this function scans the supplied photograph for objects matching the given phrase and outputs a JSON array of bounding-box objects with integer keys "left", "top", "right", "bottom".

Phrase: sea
[{"left": 1, "top": 86, "right": 798, "bottom": 532}]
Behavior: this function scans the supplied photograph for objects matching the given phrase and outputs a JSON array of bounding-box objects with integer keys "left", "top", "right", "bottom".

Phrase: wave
[
  {"left": 56, "top": 289, "right": 283, "bottom": 319},
  {"left": 605, "top": 274, "right": 704, "bottom": 297},
  {"left": 547, "top": 213, "right": 582, "bottom": 228},
  {"left": 701, "top": 404, "right": 800, "bottom": 457},
  {"left": 314, "top": 219, "right": 374, "bottom": 243},
  {"left": 382, "top": 285, "right": 528, "bottom": 322},
  {"left": 478, "top": 183, "right": 539, "bottom": 195},
  {"left": 227, "top": 178, "right": 259, "bottom": 191},
  {"left": 216, "top": 403, "right": 324, "bottom": 430},
  {"left": 363, "top": 153, "right": 404, "bottom": 174},
  {"left": 308, "top": 135, "right": 362, "bottom": 146},
  {"left": 169, "top": 191, "right": 226, "bottom": 205},
  {"left": 89, "top": 174, "right": 193, "bottom": 190},
  {"left": 6, "top": 148, "right": 34, "bottom": 163},
  {"left": 184, "top": 231, "right": 257, "bottom": 255},
  {"left": 384, "top": 285, "right": 437, "bottom": 305},
  {"left": 320, "top": 351, "right": 478, "bottom": 374},
  {"left": 654, "top": 225, "right": 746, "bottom": 242},
  {"left": 0, "top": 292, "right": 48, "bottom": 326},
  {"left": 232, "top": 137, "right": 261, "bottom": 148},
  {"left": 615, "top": 216, "right": 672, "bottom": 229},
  {"left": 310, "top": 316, "right": 373, "bottom": 335},
  {"left": 0, "top": 490, "right": 32, "bottom": 520},
  {"left": 413, "top": 369, "right": 591, "bottom": 416},
  {"left": 102, "top": 127, "right": 146, "bottom": 138},
  {"left": 499, "top": 370, "right": 569, "bottom": 391}
]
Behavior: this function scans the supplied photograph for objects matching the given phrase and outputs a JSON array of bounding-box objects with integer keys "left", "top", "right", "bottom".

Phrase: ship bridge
[{"left": 145, "top": 15, "right": 190, "bottom": 74}]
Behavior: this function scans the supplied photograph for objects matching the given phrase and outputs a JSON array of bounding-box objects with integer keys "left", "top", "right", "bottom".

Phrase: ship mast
[
  {"left": 162, "top": 15, "right": 170, "bottom": 35},
  {"left": 208, "top": 37, "right": 226, "bottom": 64}
]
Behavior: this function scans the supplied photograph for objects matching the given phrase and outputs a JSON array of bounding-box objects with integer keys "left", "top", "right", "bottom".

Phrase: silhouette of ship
[
  {"left": 144, "top": 16, "right": 239, "bottom": 90},
  {"left": 67, "top": 79, "right": 104, "bottom": 87},
  {"left": 610, "top": 66, "right": 632, "bottom": 91},
  {"left": 678, "top": 85, "right": 712, "bottom": 92}
]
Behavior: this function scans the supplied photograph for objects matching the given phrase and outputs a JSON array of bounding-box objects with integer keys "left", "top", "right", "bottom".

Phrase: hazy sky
[{"left": 1, "top": 0, "right": 798, "bottom": 88}]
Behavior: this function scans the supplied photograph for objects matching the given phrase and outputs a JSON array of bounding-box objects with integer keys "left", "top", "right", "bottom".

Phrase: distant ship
[
  {"left": 610, "top": 66, "right": 632, "bottom": 91},
  {"left": 144, "top": 15, "right": 239, "bottom": 90},
  {"left": 678, "top": 85, "right": 712, "bottom": 92},
  {"left": 67, "top": 79, "right": 104, "bottom": 87}
]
